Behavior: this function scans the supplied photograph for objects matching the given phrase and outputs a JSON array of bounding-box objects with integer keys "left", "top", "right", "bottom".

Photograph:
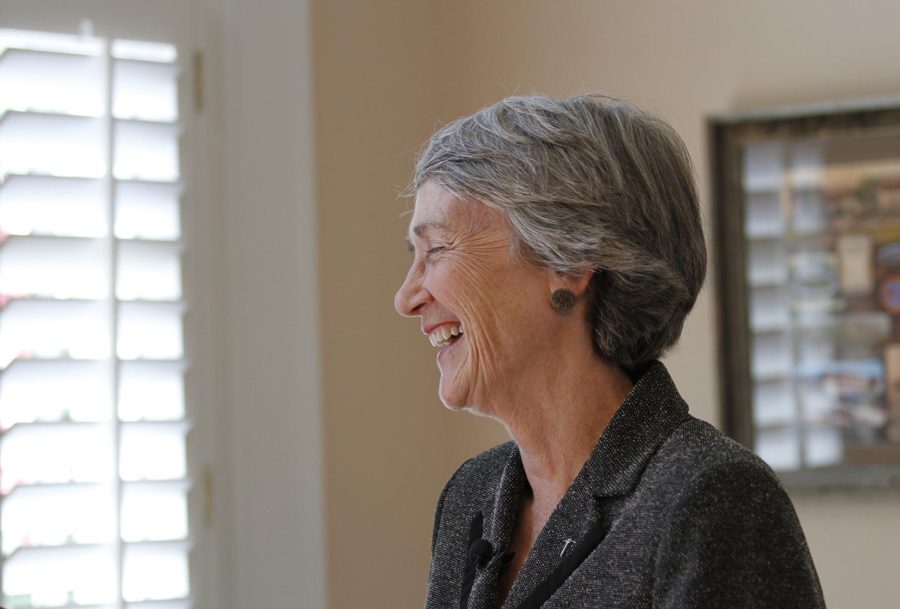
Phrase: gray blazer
[{"left": 425, "top": 362, "right": 826, "bottom": 609}]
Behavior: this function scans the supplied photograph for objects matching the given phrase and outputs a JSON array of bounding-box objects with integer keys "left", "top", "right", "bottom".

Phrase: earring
[{"left": 550, "top": 288, "right": 575, "bottom": 314}]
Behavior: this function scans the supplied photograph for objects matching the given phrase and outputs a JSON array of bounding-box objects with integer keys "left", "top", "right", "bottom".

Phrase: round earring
[{"left": 550, "top": 288, "right": 576, "bottom": 314}]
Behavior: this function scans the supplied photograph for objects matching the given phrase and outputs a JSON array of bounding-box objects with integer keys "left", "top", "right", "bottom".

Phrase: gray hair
[{"left": 412, "top": 94, "right": 706, "bottom": 371}]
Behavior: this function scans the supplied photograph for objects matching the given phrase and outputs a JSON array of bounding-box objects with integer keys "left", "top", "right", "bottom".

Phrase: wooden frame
[{"left": 711, "top": 97, "right": 900, "bottom": 491}]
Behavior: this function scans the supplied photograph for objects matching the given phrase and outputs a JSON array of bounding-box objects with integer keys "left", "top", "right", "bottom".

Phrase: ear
[{"left": 548, "top": 268, "right": 594, "bottom": 297}]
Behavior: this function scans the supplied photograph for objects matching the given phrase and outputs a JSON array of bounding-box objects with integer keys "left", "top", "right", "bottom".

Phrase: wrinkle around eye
[{"left": 423, "top": 245, "right": 448, "bottom": 264}]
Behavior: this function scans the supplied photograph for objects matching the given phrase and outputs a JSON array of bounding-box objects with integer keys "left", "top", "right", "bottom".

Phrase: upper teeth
[{"left": 428, "top": 324, "right": 463, "bottom": 348}]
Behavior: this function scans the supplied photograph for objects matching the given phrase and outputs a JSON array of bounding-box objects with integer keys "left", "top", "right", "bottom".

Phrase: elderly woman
[{"left": 395, "top": 94, "right": 825, "bottom": 609}]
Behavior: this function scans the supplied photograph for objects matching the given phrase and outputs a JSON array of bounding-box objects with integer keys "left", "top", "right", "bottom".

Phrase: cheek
[
  {"left": 435, "top": 257, "right": 498, "bottom": 323},
  {"left": 440, "top": 258, "right": 511, "bottom": 376}
]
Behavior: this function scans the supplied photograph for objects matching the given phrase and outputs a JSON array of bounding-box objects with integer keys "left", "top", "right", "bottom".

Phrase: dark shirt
[{"left": 425, "top": 362, "right": 826, "bottom": 609}]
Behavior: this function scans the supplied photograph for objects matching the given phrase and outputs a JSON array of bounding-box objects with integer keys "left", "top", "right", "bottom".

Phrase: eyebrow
[{"left": 404, "top": 222, "right": 448, "bottom": 252}]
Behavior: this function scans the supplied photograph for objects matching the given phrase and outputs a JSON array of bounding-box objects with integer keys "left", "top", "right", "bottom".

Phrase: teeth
[{"left": 428, "top": 324, "right": 463, "bottom": 348}]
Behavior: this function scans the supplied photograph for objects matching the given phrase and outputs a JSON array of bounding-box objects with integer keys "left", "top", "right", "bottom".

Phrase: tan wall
[
  {"left": 314, "top": 1, "right": 900, "bottom": 607},
  {"left": 311, "top": 2, "right": 453, "bottom": 608}
]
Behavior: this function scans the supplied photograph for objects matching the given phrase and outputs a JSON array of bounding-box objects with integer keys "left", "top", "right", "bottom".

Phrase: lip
[
  {"left": 437, "top": 332, "right": 464, "bottom": 360},
  {"left": 422, "top": 321, "right": 462, "bottom": 335}
]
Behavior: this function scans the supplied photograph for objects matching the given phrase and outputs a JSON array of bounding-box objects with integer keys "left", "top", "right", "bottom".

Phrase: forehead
[{"left": 409, "top": 181, "right": 499, "bottom": 236}]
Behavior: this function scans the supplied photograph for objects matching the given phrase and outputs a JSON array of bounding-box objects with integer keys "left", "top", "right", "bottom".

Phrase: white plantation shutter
[{"left": 0, "top": 25, "right": 192, "bottom": 609}]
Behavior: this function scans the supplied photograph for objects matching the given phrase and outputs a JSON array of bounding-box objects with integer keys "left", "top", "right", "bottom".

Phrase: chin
[
  {"left": 439, "top": 384, "right": 495, "bottom": 419},
  {"left": 438, "top": 375, "right": 472, "bottom": 411},
  {"left": 440, "top": 399, "right": 467, "bottom": 412},
  {"left": 438, "top": 387, "right": 466, "bottom": 411}
]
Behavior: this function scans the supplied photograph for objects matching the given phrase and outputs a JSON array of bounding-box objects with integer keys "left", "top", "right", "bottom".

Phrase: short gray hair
[{"left": 412, "top": 94, "right": 706, "bottom": 371}]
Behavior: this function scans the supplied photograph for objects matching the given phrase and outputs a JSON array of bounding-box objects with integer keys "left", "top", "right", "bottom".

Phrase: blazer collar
[
  {"left": 476, "top": 361, "right": 691, "bottom": 609},
  {"left": 581, "top": 360, "right": 691, "bottom": 498}
]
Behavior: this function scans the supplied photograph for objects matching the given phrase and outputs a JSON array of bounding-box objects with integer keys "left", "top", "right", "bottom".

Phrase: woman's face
[{"left": 395, "top": 181, "right": 557, "bottom": 414}]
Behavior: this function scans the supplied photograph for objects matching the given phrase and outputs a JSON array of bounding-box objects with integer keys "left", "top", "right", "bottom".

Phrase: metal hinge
[
  {"left": 193, "top": 50, "right": 204, "bottom": 113},
  {"left": 203, "top": 463, "right": 214, "bottom": 526}
]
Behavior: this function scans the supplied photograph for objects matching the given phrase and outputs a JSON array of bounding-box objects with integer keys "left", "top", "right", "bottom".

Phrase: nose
[{"left": 394, "top": 264, "right": 432, "bottom": 317}]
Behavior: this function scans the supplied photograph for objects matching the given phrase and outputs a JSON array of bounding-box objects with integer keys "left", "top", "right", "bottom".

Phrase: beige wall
[
  {"left": 312, "top": 2, "right": 451, "bottom": 608},
  {"left": 202, "top": 0, "right": 326, "bottom": 606},
  {"left": 314, "top": 1, "right": 900, "bottom": 607}
]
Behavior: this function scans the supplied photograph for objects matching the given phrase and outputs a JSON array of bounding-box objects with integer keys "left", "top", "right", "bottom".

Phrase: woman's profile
[{"left": 395, "top": 94, "right": 826, "bottom": 608}]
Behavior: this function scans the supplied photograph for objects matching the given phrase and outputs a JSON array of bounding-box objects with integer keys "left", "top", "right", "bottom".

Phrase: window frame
[{"left": 0, "top": 2, "right": 216, "bottom": 606}]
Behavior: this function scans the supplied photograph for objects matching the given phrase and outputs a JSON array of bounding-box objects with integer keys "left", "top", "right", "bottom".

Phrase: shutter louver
[{"left": 0, "top": 26, "right": 191, "bottom": 609}]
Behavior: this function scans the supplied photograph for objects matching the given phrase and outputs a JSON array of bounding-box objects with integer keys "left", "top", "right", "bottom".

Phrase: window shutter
[{"left": 0, "top": 26, "right": 191, "bottom": 609}]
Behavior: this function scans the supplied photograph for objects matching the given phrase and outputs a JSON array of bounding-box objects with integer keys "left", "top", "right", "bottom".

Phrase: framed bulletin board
[{"left": 711, "top": 98, "right": 900, "bottom": 490}]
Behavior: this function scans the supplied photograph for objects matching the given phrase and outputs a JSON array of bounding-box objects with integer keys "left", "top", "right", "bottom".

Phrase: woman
[{"left": 395, "top": 94, "right": 825, "bottom": 609}]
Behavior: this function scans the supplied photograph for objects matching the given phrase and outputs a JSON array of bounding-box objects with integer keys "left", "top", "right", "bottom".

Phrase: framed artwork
[{"left": 711, "top": 98, "right": 900, "bottom": 489}]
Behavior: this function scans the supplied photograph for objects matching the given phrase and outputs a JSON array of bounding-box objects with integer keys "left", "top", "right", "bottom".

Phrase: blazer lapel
[
  {"left": 508, "top": 499, "right": 619, "bottom": 609},
  {"left": 501, "top": 362, "right": 692, "bottom": 609},
  {"left": 464, "top": 444, "right": 528, "bottom": 609}
]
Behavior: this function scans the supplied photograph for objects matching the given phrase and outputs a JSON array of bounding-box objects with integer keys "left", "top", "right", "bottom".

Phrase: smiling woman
[
  {"left": 395, "top": 94, "right": 826, "bottom": 609},
  {"left": 397, "top": 182, "right": 566, "bottom": 413}
]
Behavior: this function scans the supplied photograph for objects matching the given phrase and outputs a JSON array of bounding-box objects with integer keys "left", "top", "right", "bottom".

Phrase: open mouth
[{"left": 428, "top": 324, "right": 463, "bottom": 348}]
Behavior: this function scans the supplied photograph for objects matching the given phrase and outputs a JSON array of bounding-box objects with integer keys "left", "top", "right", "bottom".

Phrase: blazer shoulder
[
  {"left": 656, "top": 416, "right": 780, "bottom": 482},
  {"left": 430, "top": 441, "right": 515, "bottom": 554},
  {"left": 445, "top": 440, "right": 516, "bottom": 498},
  {"left": 650, "top": 420, "right": 825, "bottom": 607},
  {"left": 637, "top": 416, "right": 789, "bottom": 515}
]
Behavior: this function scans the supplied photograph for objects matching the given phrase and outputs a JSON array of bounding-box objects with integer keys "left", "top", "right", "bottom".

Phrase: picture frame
[{"left": 711, "top": 97, "right": 900, "bottom": 490}]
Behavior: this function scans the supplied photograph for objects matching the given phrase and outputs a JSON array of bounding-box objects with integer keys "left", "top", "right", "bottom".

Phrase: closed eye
[{"left": 424, "top": 246, "right": 447, "bottom": 262}]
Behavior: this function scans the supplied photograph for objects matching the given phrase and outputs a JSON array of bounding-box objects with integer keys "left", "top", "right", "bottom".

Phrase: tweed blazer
[{"left": 424, "top": 362, "right": 826, "bottom": 609}]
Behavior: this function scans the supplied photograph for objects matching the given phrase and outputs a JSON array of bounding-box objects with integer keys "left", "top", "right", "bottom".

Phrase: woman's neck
[{"left": 494, "top": 348, "right": 634, "bottom": 511}]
